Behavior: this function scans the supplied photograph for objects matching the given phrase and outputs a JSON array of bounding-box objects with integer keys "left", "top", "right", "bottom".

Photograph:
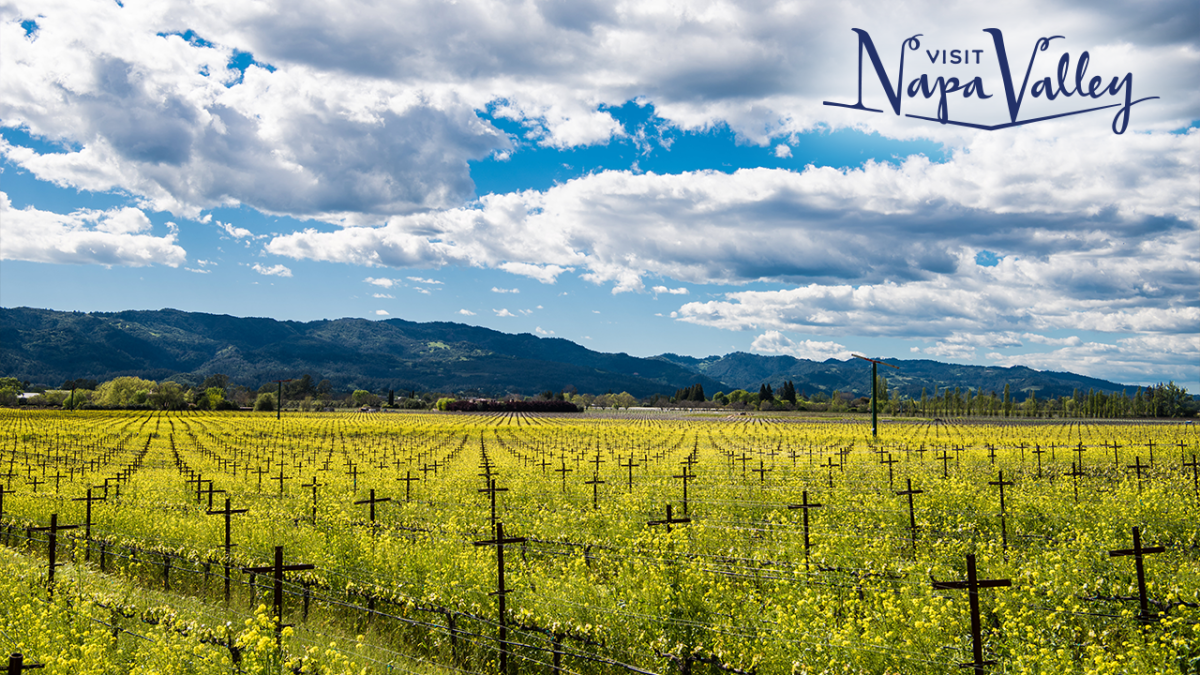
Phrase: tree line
[
  {"left": 659, "top": 378, "right": 1196, "bottom": 418},
  {"left": 1, "top": 373, "right": 1193, "bottom": 418}
]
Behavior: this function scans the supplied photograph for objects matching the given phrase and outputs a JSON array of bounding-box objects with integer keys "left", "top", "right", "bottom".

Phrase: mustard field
[{"left": 0, "top": 409, "right": 1197, "bottom": 675}]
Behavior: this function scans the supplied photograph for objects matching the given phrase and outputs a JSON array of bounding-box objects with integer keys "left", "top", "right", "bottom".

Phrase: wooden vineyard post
[
  {"left": 6, "top": 653, "right": 44, "bottom": 674},
  {"left": 479, "top": 479, "right": 508, "bottom": 533},
  {"left": 937, "top": 451, "right": 952, "bottom": 479},
  {"left": 1184, "top": 455, "right": 1198, "bottom": 493},
  {"left": 786, "top": 490, "right": 822, "bottom": 571},
  {"left": 302, "top": 477, "right": 324, "bottom": 524},
  {"left": 555, "top": 460, "right": 573, "bottom": 493},
  {"left": 354, "top": 489, "right": 391, "bottom": 526},
  {"left": 895, "top": 479, "right": 923, "bottom": 557},
  {"left": 752, "top": 459, "right": 772, "bottom": 485},
  {"left": 271, "top": 463, "right": 292, "bottom": 497},
  {"left": 1066, "top": 462, "right": 1085, "bottom": 503},
  {"left": 931, "top": 553, "right": 1011, "bottom": 674},
  {"left": 619, "top": 456, "right": 639, "bottom": 492},
  {"left": 988, "top": 471, "right": 1014, "bottom": 553},
  {"left": 0, "top": 486, "right": 11, "bottom": 528},
  {"left": 243, "top": 546, "right": 314, "bottom": 642},
  {"left": 205, "top": 483, "right": 226, "bottom": 511},
  {"left": 473, "top": 522, "right": 526, "bottom": 675},
  {"left": 207, "top": 498, "right": 248, "bottom": 604},
  {"left": 1108, "top": 526, "right": 1165, "bottom": 623},
  {"left": 29, "top": 514, "right": 79, "bottom": 588},
  {"left": 822, "top": 456, "right": 839, "bottom": 489},
  {"left": 673, "top": 467, "right": 696, "bottom": 516},
  {"left": 584, "top": 472, "right": 605, "bottom": 510},
  {"left": 1031, "top": 445, "right": 1046, "bottom": 478},
  {"left": 1127, "top": 456, "right": 1149, "bottom": 494},
  {"left": 880, "top": 454, "right": 898, "bottom": 489},
  {"left": 185, "top": 472, "right": 204, "bottom": 503},
  {"left": 648, "top": 504, "right": 691, "bottom": 534},
  {"left": 397, "top": 470, "right": 418, "bottom": 502}
]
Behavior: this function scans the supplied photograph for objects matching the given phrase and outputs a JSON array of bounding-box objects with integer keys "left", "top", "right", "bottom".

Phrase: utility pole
[
  {"left": 853, "top": 354, "right": 899, "bottom": 439},
  {"left": 272, "top": 379, "right": 293, "bottom": 421}
]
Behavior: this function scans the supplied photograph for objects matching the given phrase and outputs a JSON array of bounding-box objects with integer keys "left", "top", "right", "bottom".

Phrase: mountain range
[{"left": 0, "top": 307, "right": 1140, "bottom": 400}]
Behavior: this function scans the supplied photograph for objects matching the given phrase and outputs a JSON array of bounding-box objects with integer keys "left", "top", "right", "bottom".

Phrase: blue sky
[{"left": 1, "top": 0, "right": 1197, "bottom": 392}]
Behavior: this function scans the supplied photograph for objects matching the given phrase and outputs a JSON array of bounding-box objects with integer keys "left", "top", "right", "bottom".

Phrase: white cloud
[
  {"left": 987, "top": 334, "right": 1200, "bottom": 388},
  {"left": 491, "top": 287, "right": 519, "bottom": 294},
  {"left": 266, "top": 130, "right": 1198, "bottom": 305},
  {"left": 217, "top": 221, "right": 256, "bottom": 239},
  {"left": 414, "top": 287, "right": 430, "bottom": 294},
  {"left": 774, "top": 144, "right": 792, "bottom": 158},
  {"left": 252, "top": 263, "right": 292, "bottom": 277},
  {"left": 5, "top": 0, "right": 1194, "bottom": 228},
  {"left": 373, "top": 293, "right": 393, "bottom": 298},
  {"left": 364, "top": 277, "right": 396, "bottom": 288},
  {"left": 458, "top": 309, "right": 476, "bottom": 316},
  {"left": 406, "top": 276, "right": 442, "bottom": 285},
  {"left": 494, "top": 308, "right": 515, "bottom": 317},
  {"left": 652, "top": 285, "right": 689, "bottom": 295},
  {"left": 375, "top": 309, "right": 389, "bottom": 316},
  {"left": 0, "top": 192, "right": 186, "bottom": 267},
  {"left": 499, "top": 262, "right": 572, "bottom": 284},
  {"left": 750, "top": 331, "right": 853, "bottom": 361},
  {"left": 185, "top": 267, "right": 211, "bottom": 274},
  {"left": 535, "top": 326, "right": 554, "bottom": 335}
]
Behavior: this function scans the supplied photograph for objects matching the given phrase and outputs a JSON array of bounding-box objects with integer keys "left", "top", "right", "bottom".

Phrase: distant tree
[
  {"left": 316, "top": 379, "right": 333, "bottom": 399},
  {"left": 613, "top": 392, "right": 637, "bottom": 409},
  {"left": 254, "top": 392, "right": 276, "bottom": 412},
  {"left": 352, "top": 390, "right": 379, "bottom": 407},
  {"left": 780, "top": 380, "right": 796, "bottom": 404},
  {"left": 149, "top": 382, "right": 186, "bottom": 410},
  {"left": 388, "top": 389, "right": 396, "bottom": 406},
  {"left": 95, "top": 377, "right": 159, "bottom": 408},
  {"left": 759, "top": 383, "right": 774, "bottom": 402},
  {"left": 201, "top": 374, "right": 230, "bottom": 391},
  {"left": 61, "top": 378, "right": 99, "bottom": 391}
]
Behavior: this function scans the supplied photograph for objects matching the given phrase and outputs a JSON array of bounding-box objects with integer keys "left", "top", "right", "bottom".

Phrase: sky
[{"left": 1, "top": 0, "right": 1197, "bottom": 393}]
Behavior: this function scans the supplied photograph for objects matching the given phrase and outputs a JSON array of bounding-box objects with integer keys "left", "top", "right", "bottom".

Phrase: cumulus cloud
[
  {"left": 4, "top": 0, "right": 1195, "bottom": 226},
  {"left": 987, "top": 334, "right": 1200, "bottom": 387},
  {"left": 535, "top": 326, "right": 554, "bottom": 335},
  {"left": 0, "top": 192, "right": 186, "bottom": 267},
  {"left": 364, "top": 277, "right": 396, "bottom": 288},
  {"left": 373, "top": 293, "right": 393, "bottom": 298},
  {"left": 458, "top": 309, "right": 476, "bottom": 316},
  {"left": 406, "top": 276, "right": 442, "bottom": 284},
  {"left": 375, "top": 309, "right": 389, "bottom": 316},
  {"left": 266, "top": 130, "right": 1197, "bottom": 296},
  {"left": 217, "top": 221, "right": 256, "bottom": 239},
  {"left": 491, "top": 287, "right": 519, "bottom": 294},
  {"left": 252, "top": 262, "right": 292, "bottom": 277},
  {"left": 751, "top": 331, "right": 853, "bottom": 361},
  {"left": 494, "top": 308, "right": 515, "bottom": 317},
  {"left": 652, "top": 286, "right": 689, "bottom": 295},
  {"left": 499, "top": 262, "right": 572, "bottom": 284}
]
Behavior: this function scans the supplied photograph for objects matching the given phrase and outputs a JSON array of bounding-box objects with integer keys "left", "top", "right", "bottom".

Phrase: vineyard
[{"left": 0, "top": 409, "right": 1197, "bottom": 675}]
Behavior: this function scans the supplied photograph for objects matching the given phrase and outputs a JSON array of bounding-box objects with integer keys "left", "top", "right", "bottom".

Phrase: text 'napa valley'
[{"left": 824, "top": 28, "right": 1158, "bottom": 133}]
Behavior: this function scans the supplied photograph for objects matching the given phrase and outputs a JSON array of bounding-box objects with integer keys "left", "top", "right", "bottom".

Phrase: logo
[{"left": 824, "top": 29, "right": 1157, "bottom": 134}]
